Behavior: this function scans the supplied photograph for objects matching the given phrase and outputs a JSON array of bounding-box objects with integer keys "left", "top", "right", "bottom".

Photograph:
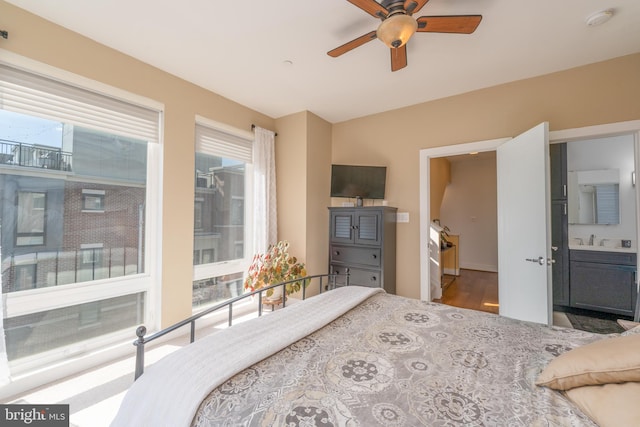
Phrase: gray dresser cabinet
[{"left": 328, "top": 206, "right": 397, "bottom": 294}]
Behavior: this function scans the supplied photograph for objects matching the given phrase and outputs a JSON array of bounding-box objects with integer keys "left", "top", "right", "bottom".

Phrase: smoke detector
[{"left": 585, "top": 9, "right": 614, "bottom": 26}]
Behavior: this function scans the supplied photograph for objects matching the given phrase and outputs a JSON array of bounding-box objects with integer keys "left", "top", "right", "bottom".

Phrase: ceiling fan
[{"left": 328, "top": 0, "right": 482, "bottom": 71}]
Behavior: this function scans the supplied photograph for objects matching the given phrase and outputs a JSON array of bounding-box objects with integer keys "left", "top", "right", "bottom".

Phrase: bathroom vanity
[{"left": 569, "top": 247, "right": 637, "bottom": 316}]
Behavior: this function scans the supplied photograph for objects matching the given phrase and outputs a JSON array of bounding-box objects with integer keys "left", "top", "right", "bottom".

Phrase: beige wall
[
  {"left": 440, "top": 155, "right": 498, "bottom": 272},
  {"left": 332, "top": 53, "right": 640, "bottom": 299},
  {"left": 274, "top": 112, "right": 308, "bottom": 259},
  {"left": 1, "top": 1, "right": 277, "bottom": 326},
  {"left": 429, "top": 157, "right": 450, "bottom": 220},
  {"left": 304, "top": 113, "right": 332, "bottom": 279},
  {"left": 275, "top": 111, "right": 332, "bottom": 296}
]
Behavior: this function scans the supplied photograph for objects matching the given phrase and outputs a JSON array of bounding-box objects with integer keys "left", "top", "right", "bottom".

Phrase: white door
[
  {"left": 428, "top": 223, "right": 443, "bottom": 300},
  {"left": 497, "top": 122, "right": 552, "bottom": 325}
]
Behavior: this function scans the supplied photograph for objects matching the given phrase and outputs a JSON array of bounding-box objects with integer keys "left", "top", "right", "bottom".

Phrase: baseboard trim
[{"left": 460, "top": 263, "right": 498, "bottom": 273}]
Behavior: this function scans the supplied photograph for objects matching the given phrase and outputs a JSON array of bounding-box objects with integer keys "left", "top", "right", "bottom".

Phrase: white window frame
[
  {"left": 0, "top": 50, "right": 164, "bottom": 376},
  {"left": 192, "top": 116, "right": 254, "bottom": 303}
]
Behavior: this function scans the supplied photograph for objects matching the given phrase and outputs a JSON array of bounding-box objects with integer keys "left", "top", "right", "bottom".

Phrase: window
[
  {"left": 0, "top": 62, "right": 161, "bottom": 375},
  {"left": 192, "top": 272, "right": 243, "bottom": 308},
  {"left": 231, "top": 196, "right": 244, "bottom": 225},
  {"left": 82, "top": 189, "right": 105, "bottom": 211},
  {"left": 13, "top": 264, "right": 37, "bottom": 291},
  {"left": 81, "top": 247, "right": 102, "bottom": 265},
  {"left": 4, "top": 293, "right": 145, "bottom": 360},
  {"left": 202, "top": 249, "right": 214, "bottom": 264},
  {"left": 194, "top": 198, "right": 203, "bottom": 230},
  {"left": 193, "top": 120, "right": 253, "bottom": 310},
  {"left": 79, "top": 243, "right": 105, "bottom": 281},
  {"left": 16, "top": 191, "right": 46, "bottom": 246}
]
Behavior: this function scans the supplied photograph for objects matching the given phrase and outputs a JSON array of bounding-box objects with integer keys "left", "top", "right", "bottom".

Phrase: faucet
[{"left": 589, "top": 234, "right": 595, "bottom": 246}]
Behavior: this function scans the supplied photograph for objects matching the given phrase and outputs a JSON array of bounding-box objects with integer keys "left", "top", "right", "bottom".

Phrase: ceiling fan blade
[
  {"left": 347, "top": 0, "right": 389, "bottom": 19},
  {"left": 328, "top": 31, "right": 378, "bottom": 57},
  {"left": 404, "top": 0, "right": 430, "bottom": 15},
  {"left": 416, "top": 15, "right": 482, "bottom": 34},
  {"left": 390, "top": 45, "right": 407, "bottom": 72}
]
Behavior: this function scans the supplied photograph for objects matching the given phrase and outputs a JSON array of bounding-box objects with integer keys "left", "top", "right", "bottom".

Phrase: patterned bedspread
[{"left": 192, "top": 292, "right": 602, "bottom": 426}]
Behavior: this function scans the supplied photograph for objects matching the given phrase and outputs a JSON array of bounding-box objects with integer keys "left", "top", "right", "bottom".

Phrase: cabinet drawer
[
  {"left": 330, "top": 245, "right": 381, "bottom": 267},
  {"left": 569, "top": 250, "right": 636, "bottom": 266},
  {"left": 330, "top": 265, "right": 382, "bottom": 288}
]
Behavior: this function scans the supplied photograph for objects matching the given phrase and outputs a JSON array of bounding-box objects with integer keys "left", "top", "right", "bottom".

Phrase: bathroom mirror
[{"left": 568, "top": 169, "right": 620, "bottom": 225}]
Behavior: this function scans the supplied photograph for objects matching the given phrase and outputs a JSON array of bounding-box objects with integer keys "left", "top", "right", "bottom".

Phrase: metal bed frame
[{"left": 132, "top": 272, "right": 349, "bottom": 380}]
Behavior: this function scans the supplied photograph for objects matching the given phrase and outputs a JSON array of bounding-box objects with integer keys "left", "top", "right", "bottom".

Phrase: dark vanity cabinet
[
  {"left": 569, "top": 250, "right": 638, "bottom": 316},
  {"left": 550, "top": 143, "right": 570, "bottom": 307},
  {"left": 328, "top": 206, "right": 397, "bottom": 294}
]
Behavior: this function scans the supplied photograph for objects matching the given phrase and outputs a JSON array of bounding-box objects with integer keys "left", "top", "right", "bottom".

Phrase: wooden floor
[{"left": 435, "top": 269, "right": 499, "bottom": 314}]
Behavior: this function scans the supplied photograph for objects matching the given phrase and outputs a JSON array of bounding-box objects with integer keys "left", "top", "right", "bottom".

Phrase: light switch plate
[{"left": 397, "top": 212, "right": 409, "bottom": 223}]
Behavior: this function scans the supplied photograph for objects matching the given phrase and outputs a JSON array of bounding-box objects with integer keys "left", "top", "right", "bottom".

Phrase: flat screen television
[{"left": 330, "top": 164, "right": 386, "bottom": 199}]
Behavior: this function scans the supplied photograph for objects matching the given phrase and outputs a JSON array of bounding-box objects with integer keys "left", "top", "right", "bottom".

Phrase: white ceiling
[{"left": 6, "top": 0, "right": 640, "bottom": 124}]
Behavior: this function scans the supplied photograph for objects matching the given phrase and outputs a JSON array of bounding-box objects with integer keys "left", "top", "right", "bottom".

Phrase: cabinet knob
[
  {"left": 372, "top": 254, "right": 377, "bottom": 259},
  {"left": 371, "top": 276, "right": 377, "bottom": 282},
  {"left": 334, "top": 251, "right": 340, "bottom": 256}
]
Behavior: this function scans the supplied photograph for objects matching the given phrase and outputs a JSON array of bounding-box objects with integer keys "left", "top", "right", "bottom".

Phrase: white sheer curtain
[
  {"left": 253, "top": 127, "right": 277, "bottom": 255},
  {"left": 0, "top": 224, "right": 9, "bottom": 386}
]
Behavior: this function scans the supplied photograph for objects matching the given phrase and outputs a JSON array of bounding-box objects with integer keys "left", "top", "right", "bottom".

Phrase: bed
[{"left": 111, "top": 280, "right": 640, "bottom": 427}]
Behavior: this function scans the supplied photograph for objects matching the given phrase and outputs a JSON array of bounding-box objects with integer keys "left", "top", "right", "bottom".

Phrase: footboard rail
[{"left": 133, "top": 272, "right": 349, "bottom": 380}]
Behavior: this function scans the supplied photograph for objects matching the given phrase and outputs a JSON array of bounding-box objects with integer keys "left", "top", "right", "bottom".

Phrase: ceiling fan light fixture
[{"left": 376, "top": 13, "right": 418, "bottom": 48}]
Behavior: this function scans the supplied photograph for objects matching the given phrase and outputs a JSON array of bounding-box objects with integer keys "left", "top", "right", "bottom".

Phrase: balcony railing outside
[
  {"left": 2, "top": 247, "right": 141, "bottom": 293},
  {"left": 0, "top": 138, "right": 72, "bottom": 171}
]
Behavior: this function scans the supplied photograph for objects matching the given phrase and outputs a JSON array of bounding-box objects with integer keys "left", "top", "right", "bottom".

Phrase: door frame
[
  {"left": 419, "top": 137, "right": 509, "bottom": 301},
  {"left": 419, "top": 120, "right": 640, "bottom": 310}
]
